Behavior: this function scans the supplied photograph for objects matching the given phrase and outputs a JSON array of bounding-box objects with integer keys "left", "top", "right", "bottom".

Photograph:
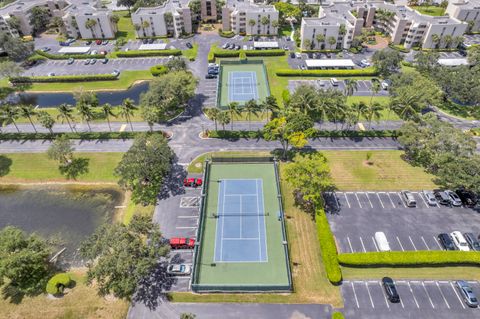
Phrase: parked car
[
  {"left": 205, "top": 73, "right": 217, "bottom": 79},
  {"left": 434, "top": 189, "right": 451, "bottom": 205},
  {"left": 290, "top": 52, "right": 295, "bottom": 58},
  {"left": 184, "top": 178, "right": 202, "bottom": 187},
  {"left": 422, "top": 190, "right": 437, "bottom": 206},
  {"left": 90, "top": 58, "right": 97, "bottom": 65},
  {"left": 47, "top": 72, "right": 55, "bottom": 76},
  {"left": 445, "top": 190, "right": 462, "bottom": 207},
  {"left": 456, "top": 280, "right": 479, "bottom": 307},
  {"left": 167, "top": 264, "right": 191, "bottom": 276},
  {"left": 330, "top": 78, "right": 339, "bottom": 86},
  {"left": 91, "top": 50, "right": 98, "bottom": 55},
  {"left": 222, "top": 43, "right": 229, "bottom": 49},
  {"left": 235, "top": 45, "right": 241, "bottom": 50},
  {"left": 283, "top": 45, "right": 289, "bottom": 51},
  {"left": 66, "top": 38, "right": 76, "bottom": 44},
  {"left": 401, "top": 190, "right": 416, "bottom": 207},
  {"left": 102, "top": 58, "right": 108, "bottom": 64},
  {"left": 169, "top": 237, "right": 195, "bottom": 249},
  {"left": 186, "top": 42, "right": 193, "bottom": 49},
  {"left": 148, "top": 38, "right": 154, "bottom": 44},
  {"left": 41, "top": 47, "right": 50, "bottom": 52},
  {"left": 464, "top": 232, "right": 480, "bottom": 251},
  {"left": 85, "top": 40, "right": 92, "bottom": 45},
  {"left": 456, "top": 189, "right": 478, "bottom": 207},
  {"left": 84, "top": 59, "right": 91, "bottom": 65},
  {"left": 67, "top": 58, "right": 74, "bottom": 65},
  {"left": 382, "top": 277, "right": 400, "bottom": 303},
  {"left": 451, "top": 231, "right": 470, "bottom": 251},
  {"left": 438, "top": 233, "right": 457, "bottom": 250},
  {"left": 95, "top": 39, "right": 102, "bottom": 45},
  {"left": 307, "top": 53, "right": 313, "bottom": 59},
  {"left": 300, "top": 64, "right": 306, "bottom": 70},
  {"left": 111, "top": 69, "right": 120, "bottom": 77},
  {"left": 359, "top": 59, "right": 370, "bottom": 67},
  {"left": 375, "top": 231, "right": 391, "bottom": 251},
  {"left": 295, "top": 52, "right": 302, "bottom": 59},
  {"left": 142, "top": 39, "right": 148, "bottom": 44},
  {"left": 381, "top": 81, "right": 389, "bottom": 90}
]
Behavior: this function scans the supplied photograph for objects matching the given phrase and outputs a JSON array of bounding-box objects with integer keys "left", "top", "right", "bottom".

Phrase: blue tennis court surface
[
  {"left": 214, "top": 179, "right": 267, "bottom": 263},
  {"left": 228, "top": 71, "right": 259, "bottom": 103}
]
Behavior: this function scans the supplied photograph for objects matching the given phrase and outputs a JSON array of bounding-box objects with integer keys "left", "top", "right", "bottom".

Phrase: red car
[
  {"left": 169, "top": 237, "right": 195, "bottom": 249},
  {"left": 95, "top": 39, "right": 102, "bottom": 45},
  {"left": 184, "top": 178, "right": 202, "bottom": 187}
]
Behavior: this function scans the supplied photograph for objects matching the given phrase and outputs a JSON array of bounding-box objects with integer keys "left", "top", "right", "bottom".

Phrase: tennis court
[
  {"left": 214, "top": 179, "right": 267, "bottom": 263},
  {"left": 217, "top": 60, "right": 270, "bottom": 109}
]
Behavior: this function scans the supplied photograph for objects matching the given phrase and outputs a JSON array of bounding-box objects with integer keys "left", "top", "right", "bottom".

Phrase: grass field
[
  {"left": 412, "top": 6, "right": 446, "bottom": 16},
  {"left": 322, "top": 150, "right": 437, "bottom": 190},
  {"left": 183, "top": 43, "right": 199, "bottom": 61},
  {"left": 115, "top": 11, "right": 136, "bottom": 41},
  {"left": 0, "top": 153, "right": 123, "bottom": 183},
  {"left": 0, "top": 270, "right": 129, "bottom": 319},
  {"left": 342, "top": 266, "right": 480, "bottom": 280}
]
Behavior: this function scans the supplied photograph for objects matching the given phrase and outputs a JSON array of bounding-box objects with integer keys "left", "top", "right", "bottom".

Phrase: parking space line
[
  {"left": 417, "top": 192, "right": 429, "bottom": 208},
  {"left": 408, "top": 281, "right": 420, "bottom": 308},
  {"left": 396, "top": 236, "right": 405, "bottom": 251},
  {"left": 397, "top": 192, "right": 407, "bottom": 207},
  {"left": 359, "top": 237, "right": 367, "bottom": 252},
  {"left": 436, "top": 282, "right": 450, "bottom": 309},
  {"left": 433, "top": 236, "right": 443, "bottom": 250},
  {"left": 421, "top": 236, "right": 430, "bottom": 250},
  {"left": 376, "top": 193, "right": 385, "bottom": 208},
  {"left": 386, "top": 192, "right": 395, "bottom": 208},
  {"left": 371, "top": 236, "right": 379, "bottom": 252},
  {"left": 351, "top": 282, "right": 360, "bottom": 308},
  {"left": 365, "top": 192, "right": 373, "bottom": 208},
  {"left": 450, "top": 281, "right": 465, "bottom": 309},
  {"left": 378, "top": 282, "right": 390, "bottom": 308},
  {"left": 333, "top": 192, "right": 340, "bottom": 210},
  {"left": 343, "top": 193, "right": 351, "bottom": 208},
  {"left": 354, "top": 193, "right": 362, "bottom": 208},
  {"left": 422, "top": 282, "right": 435, "bottom": 308},
  {"left": 408, "top": 236, "right": 418, "bottom": 251},
  {"left": 347, "top": 236, "right": 354, "bottom": 253},
  {"left": 365, "top": 282, "right": 375, "bottom": 308}
]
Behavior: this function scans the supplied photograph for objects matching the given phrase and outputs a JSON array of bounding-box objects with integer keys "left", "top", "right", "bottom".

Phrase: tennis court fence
[{"left": 211, "top": 156, "right": 275, "bottom": 163}]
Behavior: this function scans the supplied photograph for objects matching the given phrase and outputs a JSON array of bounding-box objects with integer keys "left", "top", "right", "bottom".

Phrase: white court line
[
  {"left": 436, "top": 282, "right": 450, "bottom": 309},
  {"left": 351, "top": 282, "right": 360, "bottom": 308},
  {"left": 396, "top": 237, "right": 405, "bottom": 251},
  {"left": 422, "top": 282, "right": 435, "bottom": 308},
  {"left": 434, "top": 236, "right": 443, "bottom": 249},
  {"left": 355, "top": 193, "right": 363, "bottom": 208},
  {"left": 255, "top": 179, "right": 261, "bottom": 261},
  {"left": 376, "top": 193, "right": 385, "bottom": 208},
  {"left": 379, "top": 282, "right": 390, "bottom": 308},
  {"left": 408, "top": 281, "right": 420, "bottom": 308},
  {"left": 365, "top": 192, "right": 373, "bottom": 208},
  {"left": 450, "top": 281, "right": 466, "bottom": 309},
  {"left": 176, "top": 226, "right": 197, "bottom": 229},
  {"left": 177, "top": 216, "right": 199, "bottom": 219},
  {"left": 359, "top": 237, "right": 367, "bottom": 252},
  {"left": 365, "top": 282, "right": 375, "bottom": 308},
  {"left": 421, "top": 236, "right": 430, "bottom": 250},
  {"left": 222, "top": 237, "right": 259, "bottom": 240},
  {"left": 371, "top": 236, "right": 379, "bottom": 252},
  {"left": 386, "top": 192, "right": 396, "bottom": 208},
  {"left": 347, "top": 236, "right": 354, "bottom": 253},
  {"left": 409, "top": 236, "right": 418, "bottom": 251}
]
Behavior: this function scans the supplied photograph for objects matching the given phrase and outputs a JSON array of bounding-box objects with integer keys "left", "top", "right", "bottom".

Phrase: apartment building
[
  {"left": 446, "top": 0, "right": 480, "bottom": 32},
  {"left": 300, "top": 0, "right": 467, "bottom": 50},
  {"left": 131, "top": 0, "right": 192, "bottom": 38},
  {"left": 201, "top": 0, "right": 217, "bottom": 22},
  {"left": 222, "top": 0, "right": 279, "bottom": 35},
  {"left": 0, "top": 0, "right": 117, "bottom": 39}
]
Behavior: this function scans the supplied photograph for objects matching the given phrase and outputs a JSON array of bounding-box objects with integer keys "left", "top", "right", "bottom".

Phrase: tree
[
  {"left": 467, "top": 46, "right": 480, "bottom": 66},
  {"left": 244, "top": 99, "right": 260, "bottom": 130},
  {"left": 111, "top": 15, "right": 120, "bottom": 24},
  {"left": 442, "top": 34, "right": 453, "bottom": 48},
  {"left": 261, "top": 95, "right": 280, "bottom": 120},
  {"left": 115, "top": 133, "right": 174, "bottom": 205},
  {"left": 371, "top": 49, "right": 403, "bottom": 77},
  {"left": 370, "top": 80, "right": 381, "bottom": 106},
  {"left": 117, "top": 0, "right": 137, "bottom": 13},
  {"left": 47, "top": 135, "right": 74, "bottom": 167},
  {"left": 248, "top": 19, "right": 256, "bottom": 35},
  {"left": 85, "top": 19, "right": 98, "bottom": 38},
  {"left": 0, "top": 226, "right": 51, "bottom": 296},
  {"left": 431, "top": 34, "right": 441, "bottom": 49},
  {"left": 303, "top": 39, "right": 312, "bottom": 50},
  {"left": 315, "top": 34, "right": 325, "bottom": 49},
  {"left": 263, "top": 112, "right": 314, "bottom": 159},
  {"left": 141, "top": 20, "right": 150, "bottom": 37},
  {"left": 2, "top": 104, "right": 20, "bottom": 132},
  {"left": 119, "top": 98, "right": 137, "bottom": 131},
  {"left": 260, "top": 16, "right": 270, "bottom": 34},
  {"left": 327, "top": 36, "right": 336, "bottom": 49},
  {"left": 29, "top": 7, "right": 50, "bottom": 34},
  {"left": 57, "top": 103, "right": 75, "bottom": 133},
  {"left": 140, "top": 105, "right": 158, "bottom": 132},
  {"left": 0, "top": 32, "right": 34, "bottom": 61},
  {"left": 188, "top": 0, "right": 201, "bottom": 17},
  {"left": 165, "top": 58, "right": 187, "bottom": 72},
  {"left": 352, "top": 101, "right": 368, "bottom": 124},
  {"left": 227, "top": 102, "right": 240, "bottom": 130},
  {"left": 271, "top": 20, "right": 279, "bottom": 33},
  {"left": 284, "top": 152, "right": 334, "bottom": 213},
  {"left": 274, "top": 2, "right": 302, "bottom": 23},
  {"left": 80, "top": 215, "right": 170, "bottom": 300},
  {"left": 0, "top": 61, "right": 23, "bottom": 79},
  {"left": 365, "top": 101, "right": 383, "bottom": 129},
  {"left": 18, "top": 105, "right": 37, "bottom": 133},
  {"left": 49, "top": 17, "right": 65, "bottom": 34},
  {"left": 288, "top": 84, "right": 318, "bottom": 116},
  {"left": 204, "top": 107, "right": 220, "bottom": 130},
  {"left": 414, "top": 51, "right": 440, "bottom": 74},
  {"left": 344, "top": 79, "right": 358, "bottom": 97},
  {"left": 435, "top": 155, "right": 480, "bottom": 193},
  {"left": 6, "top": 16, "right": 21, "bottom": 34},
  {"left": 101, "top": 103, "right": 116, "bottom": 132},
  {"left": 37, "top": 111, "right": 55, "bottom": 134},
  {"left": 180, "top": 314, "right": 196, "bottom": 319},
  {"left": 217, "top": 111, "right": 230, "bottom": 131}
]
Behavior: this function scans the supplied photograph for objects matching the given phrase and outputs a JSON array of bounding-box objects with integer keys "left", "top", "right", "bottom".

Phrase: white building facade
[
  {"left": 222, "top": 0, "right": 279, "bottom": 35},
  {"left": 446, "top": 0, "right": 480, "bottom": 33}
]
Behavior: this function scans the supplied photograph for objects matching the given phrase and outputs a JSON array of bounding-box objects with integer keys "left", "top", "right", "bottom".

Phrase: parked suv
[
  {"left": 456, "top": 189, "right": 478, "bottom": 207},
  {"left": 401, "top": 191, "right": 416, "bottom": 207},
  {"left": 464, "top": 232, "right": 480, "bottom": 251},
  {"left": 438, "top": 233, "right": 457, "bottom": 250},
  {"left": 456, "top": 280, "right": 479, "bottom": 307},
  {"left": 450, "top": 231, "right": 470, "bottom": 251},
  {"left": 382, "top": 277, "right": 400, "bottom": 303},
  {"left": 434, "top": 190, "right": 451, "bottom": 206},
  {"left": 445, "top": 190, "right": 462, "bottom": 207}
]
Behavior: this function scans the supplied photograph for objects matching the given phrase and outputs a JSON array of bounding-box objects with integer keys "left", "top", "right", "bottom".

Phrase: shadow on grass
[{"left": 0, "top": 155, "right": 12, "bottom": 176}]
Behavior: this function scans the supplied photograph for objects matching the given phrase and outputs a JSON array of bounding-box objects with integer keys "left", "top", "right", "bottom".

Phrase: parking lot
[
  {"left": 288, "top": 49, "right": 376, "bottom": 70},
  {"left": 463, "top": 34, "right": 480, "bottom": 46},
  {"left": 198, "top": 75, "right": 218, "bottom": 107},
  {"left": 324, "top": 191, "right": 480, "bottom": 254},
  {"left": 288, "top": 79, "right": 389, "bottom": 96},
  {"left": 342, "top": 279, "right": 480, "bottom": 318}
]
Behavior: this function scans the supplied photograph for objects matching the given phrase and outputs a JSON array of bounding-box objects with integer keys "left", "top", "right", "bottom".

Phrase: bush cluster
[
  {"left": 332, "top": 312, "right": 345, "bottom": 319},
  {"left": 316, "top": 210, "right": 342, "bottom": 284},
  {"left": 150, "top": 65, "right": 169, "bottom": 76},
  {"left": 388, "top": 44, "right": 410, "bottom": 53},
  {"left": 276, "top": 67, "right": 379, "bottom": 77},
  {"left": 218, "top": 30, "right": 235, "bottom": 38},
  {"left": 207, "top": 48, "right": 286, "bottom": 62},
  {"left": 338, "top": 251, "right": 480, "bottom": 267},
  {"left": 0, "top": 131, "right": 138, "bottom": 140},
  {"left": 207, "top": 130, "right": 263, "bottom": 139},
  {"left": 46, "top": 273, "right": 72, "bottom": 295},
  {"left": 35, "top": 50, "right": 104, "bottom": 60},
  {"left": 10, "top": 74, "right": 118, "bottom": 83},
  {"left": 206, "top": 129, "right": 397, "bottom": 139},
  {"left": 116, "top": 49, "right": 182, "bottom": 58}
]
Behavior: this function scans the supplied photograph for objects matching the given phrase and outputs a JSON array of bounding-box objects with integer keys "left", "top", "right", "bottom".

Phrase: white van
[
  {"left": 375, "top": 232, "right": 391, "bottom": 252},
  {"left": 330, "top": 78, "right": 339, "bottom": 86}
]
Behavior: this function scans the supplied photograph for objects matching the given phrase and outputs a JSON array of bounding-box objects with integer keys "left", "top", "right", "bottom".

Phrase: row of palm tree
[
  {"left": 248, "top": 18, "right": 280, "bottom": 35},
  {"left": 0, "top": 98, "right": 138, "bottom": 133},
  {"left": 430, "top": 34, "right": 464, "bottom": 49}
]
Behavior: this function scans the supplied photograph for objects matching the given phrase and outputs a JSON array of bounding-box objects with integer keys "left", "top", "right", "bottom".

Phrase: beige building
[
  {"left": 446, "top": 0, "right": 480, "bottom": 33},
  {"left": 201, "top": 0, "right": 217, "bottom": 22},
  {"left": 222, "top": 0, "right": 279, "bottom": 35},
  {"left": 131, "top": 0, "right": 192, "bottom": 38}
]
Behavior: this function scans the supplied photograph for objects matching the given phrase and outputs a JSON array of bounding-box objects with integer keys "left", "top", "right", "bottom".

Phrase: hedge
[
  {"left": 301, "top": 49, "right": 341, "bottom": 53},
  {"left": 401, "top": 60, "right": 414, "bottom": 68},
  {"left": 316, "top": 210, "right": 342, "bottom": 284},
  {"left": 10, "top": 74, "right": 118, "bottom": 83},
  {"left": 332, "top": 312, "right": 345, "bottom": 319},
  {"left": 35, "top": 50, "right": 104, "bottom": 60},
  {"left": 208, "top": 51, "right": 215, "bottom": 63},
  {"left": 276, "top": 67, "right": 379, "bottom": 77},
  {"left": 389, "top": 44, "right": 410, "bottom": 53},
  {"left": 338, "top": 251, "right": 480, "bottom": 267},
  {"left": 115, "top": 49, "right": 182, "bottom": 58},
  {"left": 219, "top": 30, "right": 235, "bottom": 38},
  {"left": 244, "top": 49, "right": 285, "bottom": 57},
  {"left": 46, "top": 273, "right": 71, "bottom": 295},
  {"left": 206, "top": 129, "right": 397, "bottom": 139},
  {"left": 207, "top": 130, "right": 263, "bottom": 139},
  {"left": 150, "top": 64, "right": 169, "bottom": 76},
  {"left": 208, "top": 48, "right": 286, "bottom": 61}
]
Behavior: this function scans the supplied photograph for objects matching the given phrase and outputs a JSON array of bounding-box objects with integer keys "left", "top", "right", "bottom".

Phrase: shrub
[
  {"left": 10, "top": 74, "right": 118, "bottom": 83},
  {"left": 150, "top": 64, "right": 169, "bottom": 76},
  {"left": 401, "top": 60, "right": 414, "bottom": 68},
  {"left": 205, "top": 129, "right": 397, "bottom": 139},
  {"left": 338, "top": 251, "right": 480, "bottom": 267},
  {"left": 244, "top": 49, "right": 285, "bottom": 57},
  {"left": 46, "top": 273, "right": 71, "bottom": 295},
  {"left": 207, "top": 130, "right": 263, "bottom": 139},
  {"left": 35, "top": 50, "right": 104, "bottom": 60},
  {"left": 116, "top": 49, "right": 182, "bottom": 58},
  {"left": 239, "top": 51, "right": 247, "bottom": 60},
  {"left": 219, "top": 30, "right": 235, "bottom": 38},
  {"left": 212, "top": 50, "right": 240, "bottom": 58},
  {"left": 388, "top": 44, "right": 410, "bottom": 53},
  {"left": 207, "top": 51, "right": 215, "bottom": 63},
  {"left": 332, "top": 312, "right": 345, "bottom": 319},
  {"left": 276, "top": 67, "right": 379, "bottom": 77},
  {"left": 316, "top": 210, "right": 342, "bottom": 284}
]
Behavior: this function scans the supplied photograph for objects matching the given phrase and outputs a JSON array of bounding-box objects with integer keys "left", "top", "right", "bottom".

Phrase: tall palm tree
[
  {"left": 76, "top": 102, "right": 94, "bottom": 132},
  {"left": 315, "top": 34, "right": 325, "bottom": 49},
  {"left": 248, "top": 19, "right": 256, "bottom": 35},
  {"left": 244, "top": 99, "right": 259, "bottom": 130},
  {"left": 303, "top": 39, "right": 312, "bottom": 50},
  {"left": 260, "top": 16, "right": 270, "bottom": 35},
  {"left": 37, "top": 111, "right": 55, "bottom": 134},
  {"left": 217, "top": 111, "right": 231, "bottom": 131},
  {"left": 344, "top": 79, "right": 358, "bottom": 97},
  {"left": 370, "top": 80, "right": 381, "bottom": 105},
  {"left": 18, "top": 105, "right": 37, "bottom": 133},
  {"left": 141, "top": 20, "right": 150, "bottom": 37},
  {"left": 366, "top": 102, "right": 383, "bottom": 129},
  {"left": 205, "top": 107, "right": 220, "bottom": 131},
  {"left": 431, "top": 34, "right": 441, "bottom": 49},
  {"left": 2, "top": 104, "right": 20, "bottom": 132},
  {"left": 85, "top": 19, "right": 97, "bottom": 38},
  {"left": 57, "top": 103, "right": 75, "bottom": 133},
  {"left": 327, "top": 36, "right": 337, "bottom": 49},
  {"left": 443, "top": 34, "right": 453, "bottom": 48},
  {"left": 352, "top": 101, "right": 368, "bottom": 124},
  {"left": 261, "top": 95, "right": 280, "bottom": 120},
  {"left": 271, "top": 20, "right": 279, "bottom": 34},
  {"left": 227, "top": 102, "right": 240, "bottom": 130},
  {"left": 101, "top": 103, "right": 116, "bottom": 132},
  {"left": 119, "top": 98, "right": 137, "bottom": 132}
]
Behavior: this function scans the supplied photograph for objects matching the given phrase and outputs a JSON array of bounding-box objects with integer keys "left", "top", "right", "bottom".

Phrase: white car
[
  {"left": 445, "top": 190, "right": 462, "bottom": 206},
  {"left": 330, "top": 78, "right": 339, "bottom": 86},
  {"left": 167, "top": 264, "right": 191, "bottom": 276},
  {"left": 422, "top": 190, "right": 437, "bottom": 206},
  {"left": 360, "top": 59, "right": 370, "bottom": 67},
  {"left": 450, "top": 231, "right": 470, "bottom": 251},
  {"left": 381, "top": 81, "right": 389, "bottom": 90},
  {"left": 111, "top": 69, "right": 120, "bottom": 77}
]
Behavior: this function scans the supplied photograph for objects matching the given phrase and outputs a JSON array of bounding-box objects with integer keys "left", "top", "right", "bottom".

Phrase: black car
[
  {"left": 307, "top": 53, "right": 313, "bottom": 58},
  {"left": 290, "top": 52, "right": 295, "bottom": 58},
  {"left": 456, "top": 189, "right": 478, "bottom": 207},
  {"left": 438, "top": 233, "right": 457, "bottom": 250},
  {"left": 148, "top": 38, "right": 154, "bottom": 44},
  {"left": 464, "top": 232, "right": 480, "bottom": 251},
  {"left": 459, "top": 50, "right": 467, "bottom": 57},
  {"left": 186, "top": 42, "right": 193, "bottom": 49},
  {"left": 205, "top": 73, "right": 217, "bottom": 79},
  {"left": 434, "top": 189, "right": 451, "bottom": 205},
  {"left": 382, "top": 277, "right": 400, "bottom": 303},
  {"left": 142, "top": 39, "right": 148, "bottom": 44}
]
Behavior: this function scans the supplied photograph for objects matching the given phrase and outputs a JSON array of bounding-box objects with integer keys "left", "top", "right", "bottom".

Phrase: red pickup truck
[{"left": 169, "top": 237, "right": 195, "bottom": 249}]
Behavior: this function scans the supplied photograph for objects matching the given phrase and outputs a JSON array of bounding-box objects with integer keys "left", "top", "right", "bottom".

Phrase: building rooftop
[
  {"left": 134, "top": 0, "right": 190, "bottom": 15},
  {"left": 448, "top": 0, "right": 480, "bottom": 10},
  {"left": 226, "top": 0, "right": 277, "bottom": 13}
]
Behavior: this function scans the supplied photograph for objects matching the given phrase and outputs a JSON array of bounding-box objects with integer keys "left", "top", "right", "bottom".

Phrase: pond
[
  {"left": 0, "top": 186, "right": 123, "bottom": 267},
  {"left": 6, "top": 82, "right": 149, "bottom": 108}
]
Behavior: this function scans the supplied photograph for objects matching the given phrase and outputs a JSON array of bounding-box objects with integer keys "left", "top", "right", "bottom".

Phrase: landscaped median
[
  {"left": 114, "top": 49, "right": 182, "bottom": 58},
  {"left": 206, "top": 129, "right": 398, "bottom": 139},
  {"left": 0, "top": 131, "right": 171, "bottom": 140},
  {"left": 316, "top": 209, "right": 342, "bottom": 284},
  {"left": 208, "top": 45, "right": 286, "bottom": 62},
  {"left": 35, "top": 50, "right": 104, "bottom": 60},
  {"left": 275, "top": 67, "right": 379, "bottom": 77}
]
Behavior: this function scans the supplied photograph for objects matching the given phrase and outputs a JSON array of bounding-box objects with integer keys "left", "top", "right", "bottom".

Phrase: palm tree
[
  {"left": 443, "top": 34, "right": 453, "bottom": 48},
  {"left": 452, "top": 35, "right": 464, "bottom": 48},
  {"left": 217, "top": 111, "right": 231, "bottom": 131},
  {"left": 244, "top": 99, "right": 259, "bottom": 130},
  {"left": 370, "top": 80, "right": 381, "bottom": 105},
  {"left": 261, "top": 95, "right": 280, "bottom": 120},
  {"left": 271, "top": 20, "right": 279, "bottom": 34},
  {"left": 101, "top": 103, "right": 116, "bottom": 132},
  {"left": 431, "top": 34, "right": 441, "bottom": 49},
  {"left": 353, "top": 101, "right": 368, "bottom": 124},
  {"left": 366, "top": 102, "right": 383, "bottom": 129},
  {"left": 205, "top": 107, "right": 220, "bottom": 131},
  {"left": 327, "top": 36, "right": 337, "bottom": 49},
  {"left": 260, "top": 16, "right": 270, "bottom": 35},
  {"left": 85, "top": 19, "right": 97, "bottom": 38},
  {"left": 119, "top": 98, "right": 137, "bottom": 132},
  {"left": 344, "top": 79, "right": 358, "bottom": 97},
  {"left": 37, "top": 111, "right": 55, "bottom": 134},
  {"left": 57, "top": 103, "right": 75, "bottom": 133},
  {"left": 2, "top": 104, "right": 20, "bottom": 132},
  {"left": 303, "top": 39, "right": 312, "bottom": 50},
  {"left": 339, "top": 24, "right": 347, "bottom": 36},
  {"left": 141, "top": 20, "right": 150, "bottom": 37},
  {"left": 248, "top": 19, "right": 256, "bottom": 35},
  {"left": 18, "top": 105, "right": 37, "bottom": 133},
  {"left": 315, "top": 34, "right": 325, "bottom": 49},
  {"left": 76, "top": 102, "right": 94, "bottom": 132},
  {"left": 227, "top": 102, "right": 240, "bottom": 130}
]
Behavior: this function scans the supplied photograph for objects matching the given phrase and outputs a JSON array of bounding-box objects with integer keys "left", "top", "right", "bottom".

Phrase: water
[
  {"left": 11, "top": 82, "right": 149, "bottom": 108},
  {"left": 0, "top": 186, "right": 123, "bottom": 267}
]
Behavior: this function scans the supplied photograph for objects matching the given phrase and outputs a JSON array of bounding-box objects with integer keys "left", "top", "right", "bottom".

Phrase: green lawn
[
  {"left": 183, "top": 43, "right": 199, "bottom": 61},
  {"left": 122, "top": 195, "right": 154, "bottom": 224},
  {"left": 279, "top": 25, "right": 292, "bottom": 37},
  {"left": 115, "top": 10, "right": 137, "bottom": 40},
  {"left": 412, "top": 6, "right": 446, "bottom": 16},
  {"left": 0, "top": 152, "right": 123, "bottom": 183},
  {"left": 342, "top": 266, "right": 480, "bottom": 280}
]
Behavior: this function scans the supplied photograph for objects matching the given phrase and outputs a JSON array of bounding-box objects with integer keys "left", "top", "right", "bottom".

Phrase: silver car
[
  {"left": 445, "top": 190, "right": 462, "bottom": 206},
  {"left": 456, "top": 280, "right": 479, "bottom": 307},
  {"left": 422, "top": 190, "right": 437, "bottom": 206},
  {"left": 167, "top": 264, "right": 191, "bottom": 276}
]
